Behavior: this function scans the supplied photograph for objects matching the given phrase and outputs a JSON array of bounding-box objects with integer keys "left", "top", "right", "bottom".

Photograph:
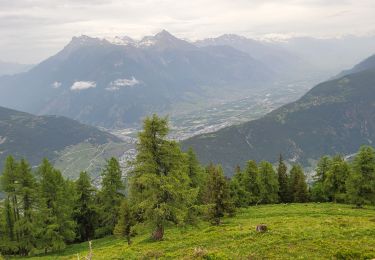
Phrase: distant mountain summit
[
  {"left": 182, "top": 54, "right": 375, "bottom": 174},
  {"left": 195, "top": 34, "right": 313, "bottom": 78},
  {"left": 0, "top": 60, "right": 33, "bottom": 76},
  {"left": 0, "top": 30, "right": 274, "bottom": 128}
]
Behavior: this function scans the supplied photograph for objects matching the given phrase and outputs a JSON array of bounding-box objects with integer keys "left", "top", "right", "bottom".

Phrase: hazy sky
[{"left": 1, "top": 0, "right": 375, "bottom": 63}]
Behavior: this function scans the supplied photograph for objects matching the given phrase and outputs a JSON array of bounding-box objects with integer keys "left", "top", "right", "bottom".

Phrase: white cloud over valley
[
  {"left": 71, "top": 81, "right": 96, "bottom": 91},
  {"left": 106, "top": 77, "right": 140, "bottom": 91}
]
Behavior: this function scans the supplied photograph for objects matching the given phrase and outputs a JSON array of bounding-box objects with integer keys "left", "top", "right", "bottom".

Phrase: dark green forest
[{"left": 0, "top": 115, "right": 374, "bottom": 257}]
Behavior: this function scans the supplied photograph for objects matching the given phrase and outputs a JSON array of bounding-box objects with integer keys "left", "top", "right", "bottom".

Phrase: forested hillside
[
  {"left": 0, "top": 106, "right": 121, "bottom": 170},
  {"left": 183, "top": 55, "right": 375, "bottom": 174}
]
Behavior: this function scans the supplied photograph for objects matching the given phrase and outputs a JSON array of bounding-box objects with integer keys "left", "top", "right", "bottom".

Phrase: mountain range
[
  {"left": 182, "top": 54, "right": 375, "bottom": 174},
  {"left": 195, "top": 34, "right": 313, "bottom": 79},
  {"left": 0, "top": 30, "right": 280, "bottom": 128}
]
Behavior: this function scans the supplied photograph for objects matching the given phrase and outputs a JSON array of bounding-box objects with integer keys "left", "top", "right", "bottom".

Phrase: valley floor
[{"left": 17, "top": 203, "right": 375, "bottom": 260}]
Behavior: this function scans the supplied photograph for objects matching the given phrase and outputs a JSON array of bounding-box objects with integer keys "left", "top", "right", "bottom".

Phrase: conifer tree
[
  {"left": 242, "top": 160, "right": 260, "bottom": 205},
  {"left": 114, "top": 199, "right": 135, "bottom": 245},
  {"left": 258, "top": 161, "right": 279, "bottom": 204},
  {"left": 204, "top": 164, "right": 234, "bottom": 225},
  {"left": 38, "top": 159, "right": 75, "bottom": 252},
  {"left": 186, "top": 148, "right": 204, "bottom": 189},
  {"left": 311, "top": 156, "right": 333, "bottom": 202},
  {"left": 230, "top": 166, "right": 248, "bottom": 207},
  {"left": 289, "top": 165, "right": 309, "bottom": 203},
  {"left": 15, "top": 159, "right": 38, "bottom": 256},
  {"left": 73, "top": 171, "right": 98, "bottom": 242},
  {"left": 97, "top": 157, "right": 125, "bottom": 237},
  {"left": 347, "top": 146, "right": 375, "bottom": 207},
  {"left": 315, "top": 156, "right": 332, "bottom": 182},
  {"left": 277, "top": 154, "right": 289, "bottom": 203},
  {"left": 323, "top": 155, "right": 350, "bottom": 202},
  {"left": 0, "top": 156, "right": 19, "bottom": 250},
  {"left": 130, "top": 115, "right": 196, "bottom": 240}
]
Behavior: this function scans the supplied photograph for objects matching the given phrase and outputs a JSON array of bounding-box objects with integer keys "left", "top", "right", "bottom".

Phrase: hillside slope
[
  {"left": 0, "top": 106, "right": 121, "bottom": 170},
  {"left": 183, "top": 56, "right": 375, "bottom": 174},
  {"left": 21, "top": 204, "right": 375, "bottom": 259}
]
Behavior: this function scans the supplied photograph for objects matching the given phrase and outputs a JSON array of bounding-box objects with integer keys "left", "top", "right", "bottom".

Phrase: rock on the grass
[{"left": 256, "top": 224, "right": 267, "bottom": 232}]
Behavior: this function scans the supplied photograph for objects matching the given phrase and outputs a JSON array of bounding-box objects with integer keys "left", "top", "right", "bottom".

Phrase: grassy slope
[{"left": 21, "top": 203, "right": 375, "bottom": 260}]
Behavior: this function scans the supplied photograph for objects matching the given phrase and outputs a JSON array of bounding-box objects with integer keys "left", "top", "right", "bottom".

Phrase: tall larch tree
[
  {"left": 0, "top": 156, "right": 19, "bottom": 250},
  {"left": 130, "top": 114, "right": 196, "bottom": 240},
  {"left": 15, "top": 159, "right": 38, "bottom": 256},
  {"left": 38, "top": 159, "right": 75, "bottom": 252},
  {"left": 289, "top": 165, "right": 309, "bottom": 203},
  {"left": 73, "top": 171, "right": 98, "bottom": 242},
  {"left": 311, "top": 156, "right": 333, "bottom": 202},
  {"left": 97, "top": 157, "right": 125, "bottom": 237},
  {"left": 114, "top": 199, "right": 135, "bottom": 245},
  {"left": 204, "top": 164, "right": 234, "bottom": 225},
  {"left": 258, "top": 161, "right": 279, "bottom": 204},
  {"left": 323, "top": 155, "right": 350, "bottom": 202},
  {"left": 347, "top": 146, "right": 375, "bottom": 207},
  {"left": 277, "top": 154, "right": 289, "bottom": 203}
]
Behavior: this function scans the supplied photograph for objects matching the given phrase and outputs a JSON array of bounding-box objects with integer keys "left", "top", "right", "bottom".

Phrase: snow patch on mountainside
[
  {"left": 71, "top": 81, "right": 96, "bottom": 91},
  {"left": 106, "top": 77, "right": 140, "bottom": 91}
]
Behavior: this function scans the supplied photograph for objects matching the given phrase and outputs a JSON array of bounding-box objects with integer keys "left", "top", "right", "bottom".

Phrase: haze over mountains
[
  {"left": 183, "top": 54, "right": 375, "bottom": 174},
  {"left": 0, "top": 60, "right": 33, "bottom": 76},
  {"left": 0, "top": 30, "right": 278, "bottom": 128},
  {"left": 3, "top": 31, "right": 375, "bottom": 129},
  {"left": 1, "top": 30, "right": 375, "bottom": 178}
]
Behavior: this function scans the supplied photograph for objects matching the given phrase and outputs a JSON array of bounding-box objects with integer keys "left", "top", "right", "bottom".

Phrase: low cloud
[
  {"left": 106, "top": 77, "right": 140, "bottom": 91},
  {"left": 71, "top": 81, "right": 96, "bottom": 91},
  {"left": 51, "top": 81, "right": 62, "bottom": 88}
]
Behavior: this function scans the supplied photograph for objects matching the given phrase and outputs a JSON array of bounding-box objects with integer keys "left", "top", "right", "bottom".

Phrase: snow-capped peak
[{"left": 106, "top": 36, "right": 136, "bottom": 46}]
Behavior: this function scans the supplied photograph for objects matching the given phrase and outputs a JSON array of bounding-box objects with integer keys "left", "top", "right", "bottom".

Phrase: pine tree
[
  {"left": 130, "top": 114, "right": 196, "bottom": 240},
  {"left": 230, "top": 166, "right": 248, "bottom": 207},
  {"left": 0, "top": 198, "right": 18, "bottom": 254},
  {"left": 97, "top": 157, "right": 125, "bottom": 237},
  {"left": 242, "top": 160, "right": 260, "bottom": 205},
  {"left": 15, "top": 159, "right": 38, "bottom": 256},
  {"left": 289, "top": 165, "right": 309, "bottom": 203},
  {"left": 0, "top": 156, "right": 19, "bottom": 251},
  {"left": 38, "top": 159, "right": 75, "bottom": 253},
  {"left": 323, "top": 155, "right": 350, "bottom": 202},
  {"left": 204, "top": 164, "right": 234, "bottom": 225},
  {"left": 315, "top": 156, "right": 332, "bottom": 182},
  {"left": 73, "top": 171, "right": 98, "bottom": 242},
  {"left": 347, "top": 146, "right": 375, "bottom": 207},
  {"left": 114, "top": 199, "right": 135, "bottom": 245},
  {"left": 186, "top": 148, "right": 204, "bottom": 189},
  {"left": 258, "top": 161, "right": 279, "bottom": 204},
  {"left": 311, "top": 156, "right": 333, "bottom": 202},
  {"left": 277, "top": 154, "right": 289, "bottom": 203}
]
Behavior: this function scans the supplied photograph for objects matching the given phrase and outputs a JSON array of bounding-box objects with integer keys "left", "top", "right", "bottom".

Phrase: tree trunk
[{"left": 152, "top": 225, "right": 164, "bottom": 241}]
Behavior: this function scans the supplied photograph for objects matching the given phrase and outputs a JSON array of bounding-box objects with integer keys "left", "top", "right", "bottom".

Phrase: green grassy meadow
[{"left": 19, "top": 203, "right": 375, "bottom": 260}]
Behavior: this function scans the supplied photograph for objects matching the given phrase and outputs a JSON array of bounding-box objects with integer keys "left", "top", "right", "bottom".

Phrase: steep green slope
[
  {"left": 183, "top": 67, "right": 375, "bottom": 174},
  {"left": 0, "top": 106, "right": 121, "bottom": 171},
  {"left": 21, "top": 204, "right": 375, "bottom": 259}
]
